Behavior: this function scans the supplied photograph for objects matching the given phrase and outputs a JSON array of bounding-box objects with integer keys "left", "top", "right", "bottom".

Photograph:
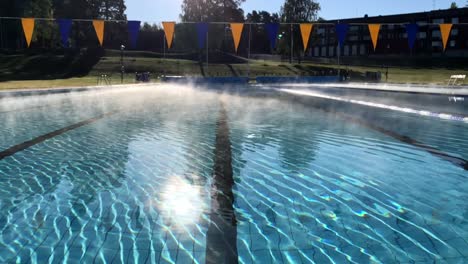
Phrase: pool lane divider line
[
  {"left": 0, "top": 112, "right": 117, "bottom": 160},
  {"left": 205, "top": 102, "right": 238, "bottom": 264},
  {"left": 346, "top": 115, "right": 468, "bottom": 171},
  {"left": 280, "top": 92, "right": 468, "bottom": 171}
]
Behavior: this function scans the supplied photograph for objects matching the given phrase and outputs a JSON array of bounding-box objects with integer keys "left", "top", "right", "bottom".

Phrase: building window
[
  {"left": 452, "top": 17, "right": 459, "bottom": 24},
  {"left": 363, "top": 35, "right": 370, "bottom": 41},
  {"left": 452, "top": 28, "right": 459, "bottom": 36},
  {"left": 349, "top": 35, "right": 358, "bottom": 41},
  {"left": 360, "top": 44, "right": 366, "bottom": 55},
  {"left": 417, "top": 21, "right": 428, "bottom": 26},
  {"left": 321, "top": 46, "right": 327, "bottom": 57},
  {"left": 432, "top": 18, "right": 444, "bottom": 24},
  {"left": 432, "top": 30, "right": 441, "bottom": 38},
  {"left": 418, "top": 32, "right": 427, "bottom": 39},
  {"left": 329, "top": 46, "right": 334, "bottom": 57},
  {"left": 314, "top": 47, "right": 319, "bottom": 56},
  {"left": 350, "top": 26, "right": 359, "bottom": 32},
  {"left": 450, "top": 40, "right": 456, "bottom": 48},
  {"left": 344, "top": 45, "right": 350, "bottom": 56},
  {"left": 352, "top": 45, "right": 357, "bottom": 55},
  {"left": 432, "top": 41, "right": 442, "bottom": 47}
]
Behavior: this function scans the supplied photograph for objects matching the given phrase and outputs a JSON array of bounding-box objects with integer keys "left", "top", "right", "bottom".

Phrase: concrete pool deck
[
  {"left": 271, "top": 83, "right": 468, "bottom": 96},
  {"left": 0, "top": 83, "right": 155, "bottom": 98},
  {"left": 0, "top": 81, "right": 467, "bottom": 98}
]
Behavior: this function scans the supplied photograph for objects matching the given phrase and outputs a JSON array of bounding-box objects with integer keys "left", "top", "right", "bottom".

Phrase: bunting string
[{"left": 2, "top": 16, "right": 465, "bottom": 51}]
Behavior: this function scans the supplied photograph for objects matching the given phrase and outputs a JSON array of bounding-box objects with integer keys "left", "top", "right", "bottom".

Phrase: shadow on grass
[{"left": 0, "top": 48, "right": 104, "bottom": 82}]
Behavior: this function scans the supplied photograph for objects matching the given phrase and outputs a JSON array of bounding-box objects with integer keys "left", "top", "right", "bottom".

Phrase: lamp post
[{"left": 120, "top": 44, "right": 125, "bottom": 84}]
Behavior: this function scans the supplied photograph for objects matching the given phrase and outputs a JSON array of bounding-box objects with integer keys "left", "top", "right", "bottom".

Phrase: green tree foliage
[
  {"left": 450, "top": 2, "right": 458, "bottom": 9},
  {"left": 0, "top": 0, "right": 28, "bottom": 48},
  {"left": 280, "top": 0, "right": 320, "bottom": 22},
  {"left": 137, "top": 23, "right": 164, "bottom": 51},
  {"left": 246, "top": 10, "right": 280, "bottom": 53},
  {"left": 179, "top": 0, "right": 245, "bottom": 55},
  {"left": 25, "top": 0, "right": 56, "bottom": 48},
  {"left": 180, "top": 0, "right": 245, "bottom": 22}
]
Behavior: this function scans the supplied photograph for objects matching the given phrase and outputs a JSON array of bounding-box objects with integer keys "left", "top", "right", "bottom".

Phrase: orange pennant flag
[
  {"left": 299, "top": 24, "right": 313, "bottom": 52},
  {"left": 21, "top": 18, "right": 35, "bottom": 48},
  {"left": 439, "top": 24, "right": 453, "bottom": 51},
  {"left": 230, "top": 23, "right": 244, "bottom": 53},
  {"left": 162, "top": 22, "right": 175, "bottom": 49},
  {"left": 368, "top": 24, "right": 381, "bottom": 51},
  {"left": 93, "top": 20, "right": 105, "bottom": 46}
]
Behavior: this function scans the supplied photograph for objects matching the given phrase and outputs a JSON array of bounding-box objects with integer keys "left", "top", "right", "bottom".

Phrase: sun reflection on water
[{"left": 157, "top": 175, "right": 207, "bottom": 229}]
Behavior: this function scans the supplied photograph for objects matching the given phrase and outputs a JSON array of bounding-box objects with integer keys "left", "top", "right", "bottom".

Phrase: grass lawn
[
  {"left": 0, "top": 77, "right": 97, "bottom": 90},
  {"left": 0, "top": 76, "right": 141, "bottom": 90}
]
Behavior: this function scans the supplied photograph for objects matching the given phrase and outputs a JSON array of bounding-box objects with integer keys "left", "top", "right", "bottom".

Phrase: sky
[{"left": 126, "top": 0, "right": 466, "bottom": 23}]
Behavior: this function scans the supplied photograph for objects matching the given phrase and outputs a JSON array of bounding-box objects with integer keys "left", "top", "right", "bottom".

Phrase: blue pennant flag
[
  {"left": 196, "top": 23, "right": 209, "bottom": 49},
  {"left": 57, "top": 19, "right": 72, "bottom": 48},
  {"left": 128, "top": 21, "right": 141, "bottom": 49},
  {"left": 406, "top": 24, "right": 418, "bottom": 50},
  {"left": 265, "top": 23, "right": 280, "bottom": 49},
  {"left": 336, "top": 24, "right": 349, "bottom": 47}
]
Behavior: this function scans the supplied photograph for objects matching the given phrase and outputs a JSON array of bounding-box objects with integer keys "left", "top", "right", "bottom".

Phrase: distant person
[{"left": 385, "top": 67, "right": 389, "bottom": 82}]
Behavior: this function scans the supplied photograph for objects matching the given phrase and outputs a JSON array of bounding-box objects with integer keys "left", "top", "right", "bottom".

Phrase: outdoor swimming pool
[{"left": 0, "top": 84, "right": 467, "bottom": 263}]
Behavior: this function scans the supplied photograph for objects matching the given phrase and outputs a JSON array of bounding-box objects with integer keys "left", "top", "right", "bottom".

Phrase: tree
[
  {"left": 246, "top": 10, "right": 280, "bottom": 24},
  {"left": 450, "top": 2, "right": 458, "bottom": 9},
  {"left": 180, "top": 0, "right": 245, "bottom": 22},
  {"left": 24, "top": 0, "right": 56, "bottom": 48},
  {"left": 53, "top": 0, "right": 127, "bottom": 49},
  {"left": 0, "top": 0, "right": 25, "bottom": 48},
  {"left": 280, "top": 0, "right": 320, "bottom": 22},
  {"left": 246, "top": 10, "right": 280, "bottom": 53},
  {"left": 179, "top": 0, "right": 245, "bottom": 55}
]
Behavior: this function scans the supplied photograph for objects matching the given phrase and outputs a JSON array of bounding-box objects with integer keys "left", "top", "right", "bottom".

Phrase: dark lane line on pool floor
[
  {"left": 344, "top": 115, "right": 468, "bottom": 171},
  {"left": 205, "top": 102, "right": 238, "bottom": 264},
  {"left": 0, "top": 112, "right": 117, "bottom": 160},
  {"left": 284, "top": 94, "right": 468, "bottom": 171}
]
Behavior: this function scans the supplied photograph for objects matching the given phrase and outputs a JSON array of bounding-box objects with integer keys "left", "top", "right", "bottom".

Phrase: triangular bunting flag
[
  {"left": 439, "top": 24, "right": 453, "bottom": 51},
  {"left": 368, "top": 24, "right": 381, "bottom": 51},
  {"left": 57, "top": 19, "right": 72, "bottom": 48},
  {"left": 299, "top": 24, "right": 313, "bottom": 52},
  {"left": 265, "top": 23, "right": 280, "bottom": 49},
  {"left": 336, "top": 24, "right": 349, "bottom": 48},
  {"left": 196, "top": 23, "right": 209, "bottom": 49},
  {"left": 21, "top": 18, "right": 35, "bottom": 48},
  {"left": 405, "top": 24, "right": 418, "bottom": 50},
  {"left": 162, "top": 22, "right": 176, "bottom": 49},
  {"left": 92, "top": 20, "right": 105, "bottom": 46},
  {"left": 128, "top": 21, "right": 141, "bottom": 49},
  {"left": 230, "top": 23, "right": 244, "bottom": 53}
]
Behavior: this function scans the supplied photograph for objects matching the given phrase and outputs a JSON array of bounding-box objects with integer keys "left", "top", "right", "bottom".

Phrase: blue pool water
[{"left": 0, "top": 85, "right": 467, "bottom": 263}]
